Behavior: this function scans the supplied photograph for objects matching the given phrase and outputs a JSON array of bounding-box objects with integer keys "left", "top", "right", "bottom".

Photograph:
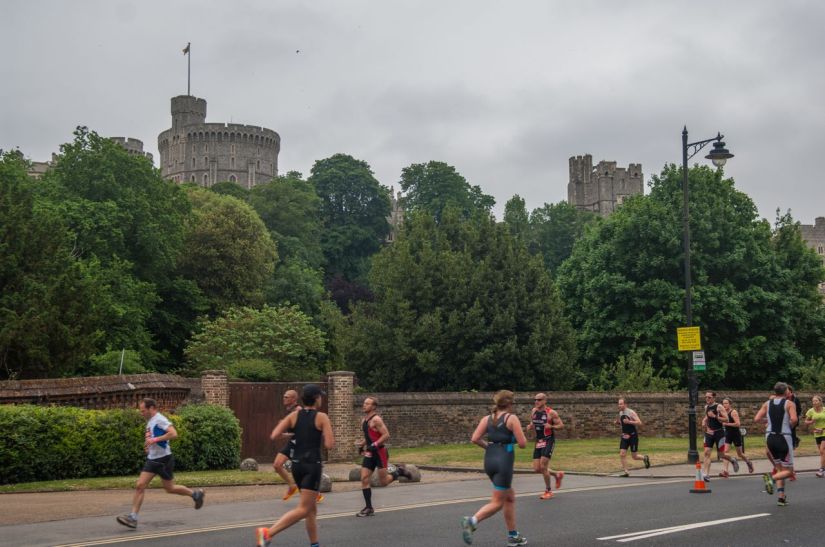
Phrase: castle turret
[
  {"left": 568, "top": 154, "right": 643, "bottom": 216},
  {"left": 171, "top": 95, "right": 207, "bottom": 130}
]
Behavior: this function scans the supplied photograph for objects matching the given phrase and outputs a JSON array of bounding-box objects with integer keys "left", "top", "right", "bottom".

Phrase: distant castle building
[
  {"left": 386, "top": 187, "right": 404, "bottom": 243},
  {"left": 568, "top": 154, "right": 643, "bottom": 216},
  {"left": 109, "top": 137, "right": 153, "bottom": 163},
  {"left": 800, "top": 216, "right": 825, "bottom": 295},
  {"left": 158, "top": 95, "right": 280, "bottom": 188}
]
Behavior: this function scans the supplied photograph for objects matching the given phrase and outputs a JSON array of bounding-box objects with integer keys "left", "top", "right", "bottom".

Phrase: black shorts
[
  {"left": 278, "top": 440, "right": 294, "bottom": 458},
  {"left": 291, "top": 460, "right": 322, "bottom": 491},
  {"left": 816, "top": 436, "right": 825, "bottom": 447},
  {"left": 704, "top": 430, "right": 727, "bottom": 452},
  {"left": 532, "top": 437, "right": 556, "bottom": 460},
  {"left": 725, "top": 428, "right": 744, "bottom": 448},
  {"left": 619, "top": 434, "right": 639, "bottom": 452},
  {"left": 361, "top": 446, "right": 389, "bottom": 471},
  {"left": 766, "top": 433, "right": 794, "bottom": 467},
  {"left": 142, "top": 454, "right": 174, "bottom": 480},
  {"left": 484, "top": 443, "right": 515, "bottom": 490}
]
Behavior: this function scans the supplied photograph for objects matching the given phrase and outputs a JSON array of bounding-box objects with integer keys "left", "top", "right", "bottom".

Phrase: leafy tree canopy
[
  {"left": 528, "top": 201, "right": 598, "bottom": 276},
  {"left": 399, "top": 161, "right": 494, "bottom": 221},
  {"left": 340, "top": 208, "right": 578, "bottom": 391},
  {"left": 184, "top": 305, "right": 326, "bottom": 380},
  {"left": 557, "top": 164, "right": 825, "bottom": 389}
]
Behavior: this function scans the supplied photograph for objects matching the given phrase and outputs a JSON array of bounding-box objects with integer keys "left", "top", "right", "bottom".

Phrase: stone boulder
[
  {"left": 319, "top": 473, "right": 332, "bottom": 493},
  {"left": 240, "top": 458, "right": 259, "bottom": 471}
]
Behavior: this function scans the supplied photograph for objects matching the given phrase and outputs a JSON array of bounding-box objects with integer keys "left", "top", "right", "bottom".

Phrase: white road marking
[
  {"left": 597, "top": 513, "right": 771, "bottom": 542},
  {"left": 54, "top": 478, "right": 690, "bottom": 546}
]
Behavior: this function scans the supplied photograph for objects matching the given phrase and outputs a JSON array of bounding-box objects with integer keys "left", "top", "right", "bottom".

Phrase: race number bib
[
  {"left": 363, "top": 450, "right": 372, "bottom": 458},
  {"left": 622, "top": 434, "right": 631, "bottom": 440},
  {"left": 536, "top": 440, "right": 546, "bottom": 449}
]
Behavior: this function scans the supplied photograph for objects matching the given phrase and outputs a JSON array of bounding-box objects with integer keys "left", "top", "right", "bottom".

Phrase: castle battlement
[
  {"left": 568, "top": 154, "right": 643, "bottom": 216},
  {"left": 158, "top": 95, "right": 280, "bottom": 189}
]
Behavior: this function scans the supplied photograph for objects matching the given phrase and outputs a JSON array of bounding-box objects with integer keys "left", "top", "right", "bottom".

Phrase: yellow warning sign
[{"left": 677, "top": 326, "right": 702, "bottom": 352}]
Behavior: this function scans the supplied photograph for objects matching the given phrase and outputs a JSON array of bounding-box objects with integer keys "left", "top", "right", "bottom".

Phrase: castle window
[
  {"left": 203, "top": 173, "right": 208, "bottom": 186},
  {"left": 257, "top": 160, "right": 260, "bottom": 170},
  {"left": 231, "top": 144, "right": 236, "bottom": 154},
  {"left": 191, "top": 175, "right": 196, "bottom": 183},
  {"left": 257, "top": 146, "right": 261, "bottom": 156},
  {"left": 204, "top": 156, "right": 208, "bottom": 166},
  {"left": 819, "top": 245, "right": 824, "bottom": 255},
  {"left": 192, "top": 157, "right": 196, "bottom": 167},
  {"left": 231, "top": 157, "right": 235, "bottom": 168},
  {"left": 229, "top": 175, "right": 237, "bottom": 183},
  {"left": 204, "top": 143, "right": 208, "bottom": 153}
]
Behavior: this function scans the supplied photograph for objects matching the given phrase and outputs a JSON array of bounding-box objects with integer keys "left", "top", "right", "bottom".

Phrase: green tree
[
  {"left": 341, "top": 208, "right": 579, "bottom": 391},
  {"left": 0, "top": 150, "right": 105, "bottom": 378},
  {"left": 209, "top": 181, "right": 249, "bottom": 201},
  {"left": 399, "top": 161, "right": 494, "bottom": 221},
  {"left": 588, "top": 348, "right": 678, "bottom": 392},
  {"left": 179, "top": 188, "right": 277, "bottom": 314},
  {"left": 503, "top": 195, "right": 530, "bottom": 244},
  {"left": 557, "top": 164, "right": 825, "bottom": 388},
  {"left": 184, "top": 305, "right": 326, "bottom": 379},
  {"left": 529, "top": 201, "right": 598, "bottom": 275},
  {"left": 309, "top": 154, "right": 391, "bottom": 282}
]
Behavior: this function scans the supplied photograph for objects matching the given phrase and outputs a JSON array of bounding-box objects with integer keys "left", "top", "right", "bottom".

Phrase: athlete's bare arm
[
  {"left": 728, "top": 410, "right": 740, "bottom": 428},
  {"left": 787, "top": 400, "right": 798, "bottom": 427},
  {"left": 270, "top": 413, "right": 297, "bottom": 440},
  {"left": 626, "top": 410, "right": 642, "bottom": 426},
  {"left": 471, "top": 416, "right": 490, "bottom": 449},
  {"left": 316, "top": 412, "right": 335, "bottom": 450},
  {"left": 753, "top": 401, "right": 769, "bottom": 423},
  {"left": 270, "top": 412, "right": 297, "bottom": 441},
  {"left": 507, "top": 415, "right": 528, "bottom": 449},
  {"left": 550, "top": 410, "right": 565, "bottom": 430},
  {"left": 146, "top": 424, "right": 178, "bottom": 450},
  {"left": 369, "top": 415, "right": 391, "bottom": 446}
]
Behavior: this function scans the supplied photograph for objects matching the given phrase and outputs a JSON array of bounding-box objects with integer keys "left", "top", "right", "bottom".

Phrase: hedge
[{"left": 0, "top": 404, "right": 241, "bottom": 484}]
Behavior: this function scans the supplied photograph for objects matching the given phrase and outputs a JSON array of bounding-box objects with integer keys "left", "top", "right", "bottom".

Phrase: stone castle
[
  {"left": 157, "top": 95, "right": 280, "bottom": 188},
  {"left": 568, "top": 154, "right": 644, "bottom": 216},
  {"left": 800, "top": 217, "right": 825, "bottom": 295}
]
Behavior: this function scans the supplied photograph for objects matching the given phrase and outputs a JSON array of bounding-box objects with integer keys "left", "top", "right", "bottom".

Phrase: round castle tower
[{"left": 158, "top": 95, "right": 280, "bottom": 188}]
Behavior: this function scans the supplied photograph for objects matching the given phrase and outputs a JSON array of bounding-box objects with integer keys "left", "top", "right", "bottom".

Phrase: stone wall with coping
[{"left": 350, "top": 390, "right": 818, "bottom": 448}]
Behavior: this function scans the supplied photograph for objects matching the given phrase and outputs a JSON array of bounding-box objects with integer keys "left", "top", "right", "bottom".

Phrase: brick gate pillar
[
  {"left": 201, "top": 370, "right": 228, "bottom": 407},
  {"left": 327, "top": 371, "right": 358, "bottom": 462}
]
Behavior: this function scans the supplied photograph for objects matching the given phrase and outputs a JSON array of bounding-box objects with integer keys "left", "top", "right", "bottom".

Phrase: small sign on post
[
  {"left": 692, "top": 350, "right": 706, "bottom": 371},
  {"left": 677, "top": 326, "right": 702, "bottom": 352}
]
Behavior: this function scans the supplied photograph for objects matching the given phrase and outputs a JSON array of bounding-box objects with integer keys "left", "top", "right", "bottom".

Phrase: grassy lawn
[{"left": 394, "top": 437, "right": 823, "bottom": 474}]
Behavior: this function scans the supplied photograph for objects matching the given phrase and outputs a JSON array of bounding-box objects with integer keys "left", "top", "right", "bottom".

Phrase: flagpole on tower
[{"left": 183, "top": 42, "right": 191, "bottom": 96}]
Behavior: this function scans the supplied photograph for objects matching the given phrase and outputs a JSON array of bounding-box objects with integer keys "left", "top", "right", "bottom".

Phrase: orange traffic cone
[{"left": 690, "top": 461, "right": 711, "bottom": 493}]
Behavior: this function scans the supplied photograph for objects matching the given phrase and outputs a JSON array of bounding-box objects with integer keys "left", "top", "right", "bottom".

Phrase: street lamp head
[{"left": 705, "top": 134, "right": 734, "bottom": 167}]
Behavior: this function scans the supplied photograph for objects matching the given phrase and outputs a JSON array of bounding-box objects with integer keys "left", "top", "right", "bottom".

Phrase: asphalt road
[{"left": 4, "top": 472, "right": 822, "bottom": 546}]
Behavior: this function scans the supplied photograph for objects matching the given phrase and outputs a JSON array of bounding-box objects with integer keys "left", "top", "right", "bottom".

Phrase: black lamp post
[{"left": 681, "top": 127, "right": 733, "bottom": 463}]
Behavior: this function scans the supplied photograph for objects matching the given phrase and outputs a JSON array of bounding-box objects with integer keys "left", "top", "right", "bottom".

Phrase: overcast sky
[{"left": 2, "top": 0, "right": 823, "bottom": 223}]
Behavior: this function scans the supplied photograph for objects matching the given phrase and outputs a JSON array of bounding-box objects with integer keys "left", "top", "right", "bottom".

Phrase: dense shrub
[{"left": 0, "top": 404, "right": 240, "bottom": 484}]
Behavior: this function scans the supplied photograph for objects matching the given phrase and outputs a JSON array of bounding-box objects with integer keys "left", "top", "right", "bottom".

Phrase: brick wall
[
  {"left": 201, "top": 370, "right": 228, "bottom": 407},
  {"left": 352, "top": 390, "right": 818, "bottom": 448},
  {"left": 327, "top": 371, "right": 359, "bottom": 462}
]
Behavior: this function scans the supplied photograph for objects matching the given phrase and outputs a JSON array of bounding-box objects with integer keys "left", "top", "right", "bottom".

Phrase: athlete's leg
[
  {"left": 502, "top": 488, "right": 517, "bottom": 531},
  {"left": 160, "top": 478, "right": 193, "bottom": 497},
  {"left": 266, "top": 489, "right": 317, "bottom": 538},
  {"left": 375, "top": 467, "right": 395, "bottom": 487},
  {"left": 619, "top": 448, "right": 629, "bottom": 473},
  {"left": 702, "top": 441, "right": 713, "bottom": 476},
  {"left": 131, "top": 471, "right": 156, "bottom": 515},
  {"left": 274, "top": 453, "right": 296, "bottom": 488},
  {"left": 474, "top": 488, "right": 507, "bottom": 523},
  {"left": 818, "top": 439, "right": 825, "bottom": 470},
  {"left": 538, "top": 458, "right": 551, "bottom": 490},
  {"left": 304, "top": 492, "right": 319, "bottom": 544}
]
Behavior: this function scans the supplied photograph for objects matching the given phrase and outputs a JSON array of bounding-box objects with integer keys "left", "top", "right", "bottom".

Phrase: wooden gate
[{"left": 228, "top": 381, "right": 328, "bottom": 462}]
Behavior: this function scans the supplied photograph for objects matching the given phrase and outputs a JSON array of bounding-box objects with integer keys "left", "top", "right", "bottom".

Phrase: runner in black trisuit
[
  {"left": 702, "top": 391, "right": 738, "bottom": 481},
  {"left": 720, "top": 397, "right": 754, "bottom": 477},
  {"left": 256, "top": 384, "right": 334, "bottom": 547},
  {"left": 355, "top": 396, "right": 412, "bottom": 517},
  {"left": 616, "top": 398, "right": 650, "bottom": 476},
  {"left": 754, "top": 382, "right": 798, "bottom": 506},
  {"left": 461, "top": 390, "right": 528, "bottom": 547}
]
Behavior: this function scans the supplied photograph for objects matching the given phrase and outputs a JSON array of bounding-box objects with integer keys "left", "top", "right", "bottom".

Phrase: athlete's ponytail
[{"left": 492, "top": 390, "right": 514, "bottom": 413}]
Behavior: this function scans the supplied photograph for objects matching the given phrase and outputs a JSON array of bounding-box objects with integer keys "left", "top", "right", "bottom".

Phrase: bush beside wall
[{"left": 0, "top": 404, "right": 240, "bottom": 484}]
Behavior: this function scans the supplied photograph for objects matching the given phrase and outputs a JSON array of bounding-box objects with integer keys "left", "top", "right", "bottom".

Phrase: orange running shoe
[
  {"left": 539, "top": 490, "right": 554, "bottom": 500},
  {"left": 316, "top": 493, "right": 325, "bottom": 503},
  {"left": 555, "top": 471, "right": 564, "bottom": 490},
  {"left": 255, "top": 527, "right": 271, "bottom": 546},
  {"left": 282, "top": 485, "right": 298, "bottom": 500}
]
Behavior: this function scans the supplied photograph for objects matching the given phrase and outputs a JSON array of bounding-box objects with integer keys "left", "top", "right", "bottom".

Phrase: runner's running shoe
[
  {"left": 763, "top": 473, "right": 774, "bottom": 495},
  {"left": 282, "top": 485, "right": 298, "bottom": 500},
  {"left": 816, "top": 468, "right": 824, "bottom": 478},
  {"left": 619, "top": 471, "right": 630, "bottom": 477},
  {"left": 356, "top": 507, "right": 374, "bottom": 517},
  {"left": 507, "top": 532, "right": 528, "bottom": 546},
  {"left": 116, "top": 514, "right": 137, "bottom": 529},
  {"left": 255, "top": 527, "right": 271, "bottom": 546},
  {"left": 719, "top": 471, "right": 730, "bottom": 478},
  {"left": 777, "top": 496, "right": 788, "bottom": 507},
  {"left": 789, "top": 472, "right": 797, "bottom": 481},
  {"left": 539, "top": 490, "right": 554, "bottom": 500},
  {"left": 730, "top": 457, "right": 740, "bottom": 473},
  {"left": 316, "top": 493, "right": 325, "bottom": 503},
  {"left": 702, "top": 475, "right": 711, "bottom": 483},
  {"left": 461, "top": 516, "right": 477, "bottom": 545},
  {"left": 746, "top": 460, "right": 754, "bottom": 474},
  {"left": 555, "top": 471, "right": 564, "bottom": 490},
  {"left": 192, "top": 488, "right": 205, "bottom": 509},
  {"left": 643, "top": 455, "right": 650, "bottom": 469}
]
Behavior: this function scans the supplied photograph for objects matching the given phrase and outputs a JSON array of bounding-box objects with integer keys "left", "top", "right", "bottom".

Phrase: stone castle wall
[
  {"left": 800, "top": 217, "right": 825, "bottom": 295},
  {"left": 568, "top": 154, "right": 643, "bottom": 216},
  {"left": 158, "top": 95, "right": 280, "bottom": 189}
]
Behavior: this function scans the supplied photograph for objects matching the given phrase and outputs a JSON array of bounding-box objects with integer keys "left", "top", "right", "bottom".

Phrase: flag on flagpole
[{"left": 183, "top": 43, "right": 190, "bottom": 55}]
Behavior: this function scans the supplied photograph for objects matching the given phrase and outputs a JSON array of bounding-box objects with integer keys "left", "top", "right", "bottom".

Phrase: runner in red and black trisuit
[
  {"left": 702, "top": 391, "right": 739, "bottom": 482},
  {"left": 355, "top": 396, "right": 412, "bottom": 517},
  {"left": 527, "top": 393, "right": 564, "bottom": 499}
]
